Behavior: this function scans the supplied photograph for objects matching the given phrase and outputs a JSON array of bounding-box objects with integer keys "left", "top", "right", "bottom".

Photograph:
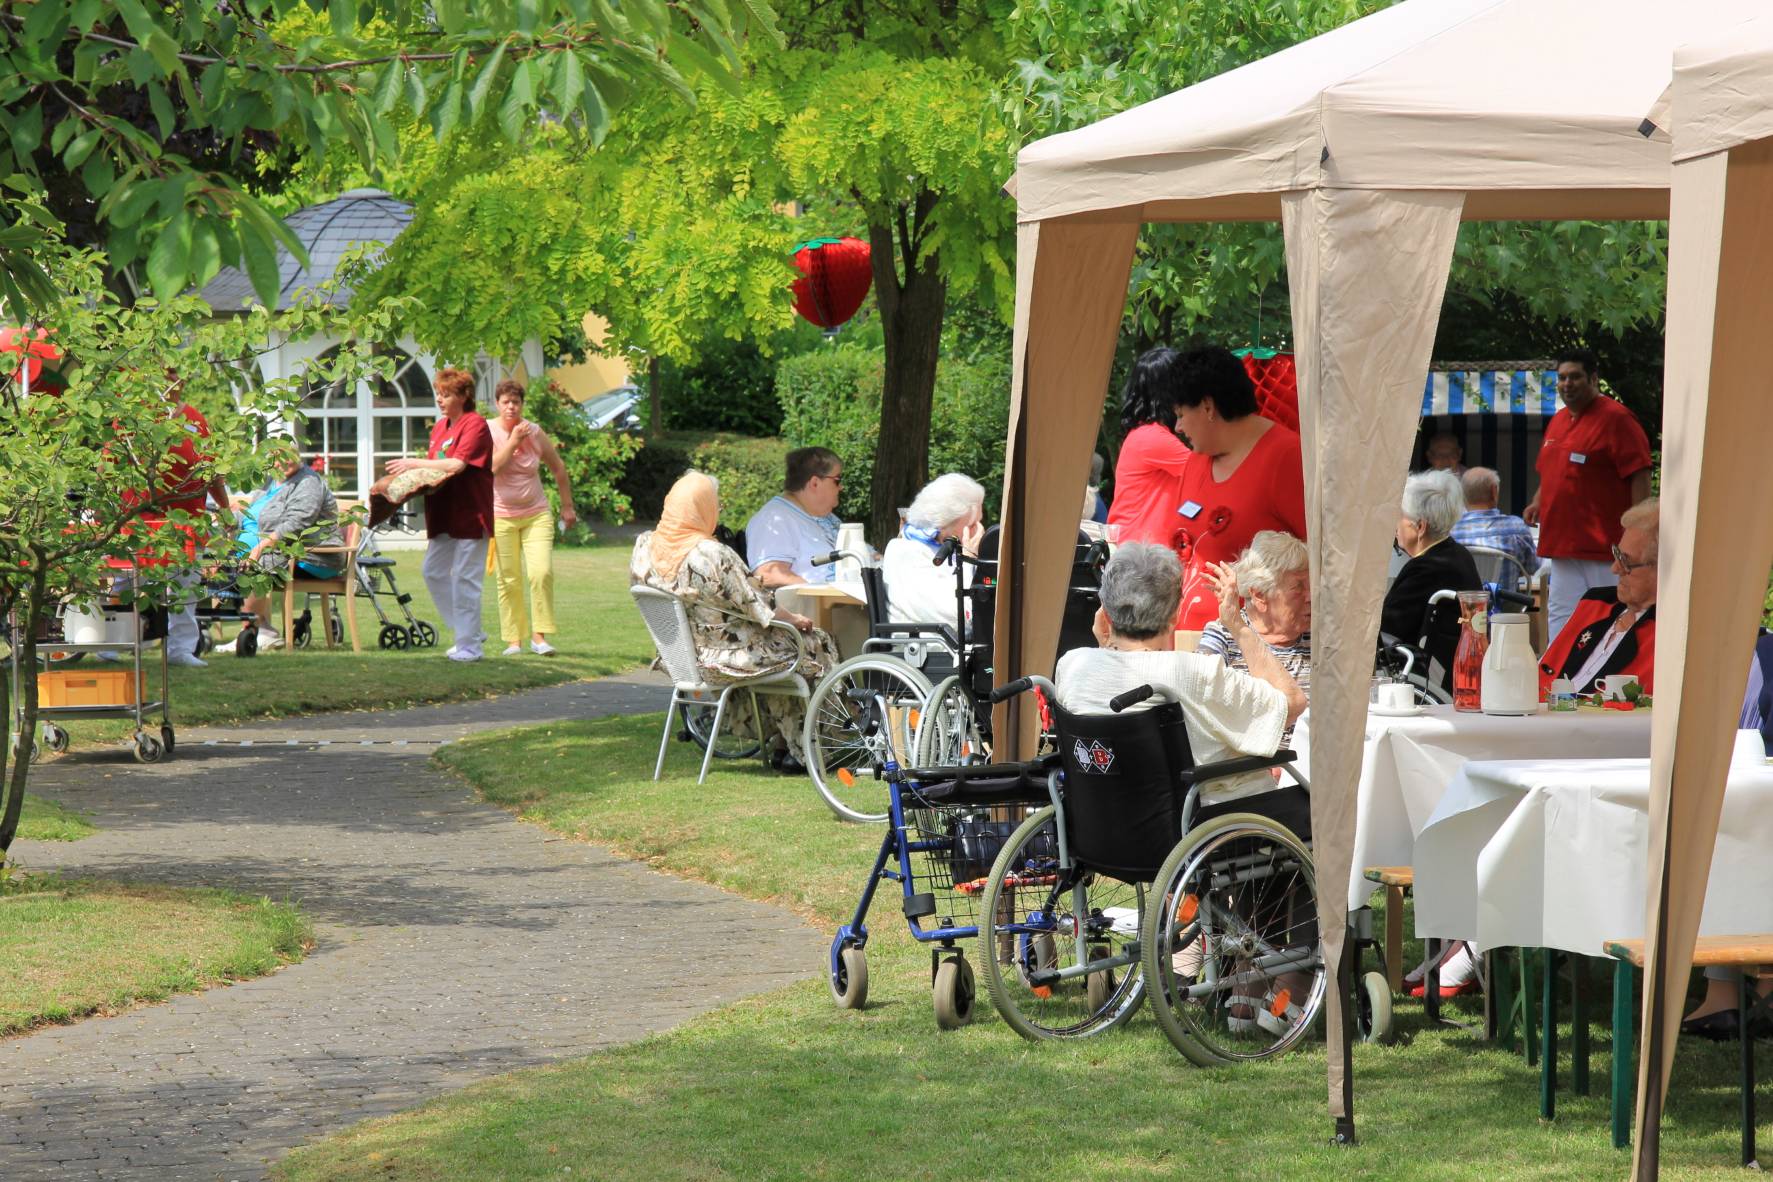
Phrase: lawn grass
[
  {"left": 16, "top": 794, "right": 96, "bottom": 841},
  {"left": 53, "top": 542, "right": 652, "bottom": 746},
  {"left": 275, "top": 712, "right": 1762, "bottom": 1180},
  {"left": 0, "top": 878, "right": 310, "bottom": 1034}
]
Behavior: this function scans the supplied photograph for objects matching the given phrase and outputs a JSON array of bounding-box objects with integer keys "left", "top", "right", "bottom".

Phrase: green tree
[
  {"left": 0, "top": 240, "right": 395, "bottom": 856},
  {"left": 0, "top": 0, "right": 780, "bottom": 314}
]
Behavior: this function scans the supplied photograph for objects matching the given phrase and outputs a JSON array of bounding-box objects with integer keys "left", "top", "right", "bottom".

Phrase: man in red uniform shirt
[{"left": 1521, "top": 348, "right": 1653, "bottom": 640}]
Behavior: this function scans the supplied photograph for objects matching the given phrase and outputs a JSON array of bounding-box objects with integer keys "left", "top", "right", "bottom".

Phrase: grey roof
[{"left": 197, "top": 188, "right": 412, "bottom": 313}]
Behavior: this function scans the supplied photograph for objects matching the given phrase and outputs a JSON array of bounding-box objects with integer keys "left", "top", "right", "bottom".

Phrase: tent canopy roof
[
  {"left": 1674, "top": 15, "right": 1773, "bottom": 160},
  {"left": 1013, "top": 0, "right": 1764, "bottom": 225}
]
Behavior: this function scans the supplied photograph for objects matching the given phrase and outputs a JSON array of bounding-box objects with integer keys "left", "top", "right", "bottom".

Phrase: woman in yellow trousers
[{"left": 489, "top": 379, "right": 577, "bottom": 655}]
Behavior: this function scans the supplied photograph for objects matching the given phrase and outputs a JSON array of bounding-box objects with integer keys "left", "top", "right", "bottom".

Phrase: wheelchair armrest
[
  {"left": 1177, "top": 749, "right": 1298, "bottom": 785},
  {"left": 868, "top": 621, "right": 961, "bottom": 649},
  {"left": 766, "top": 616, "right": 809, "bottom": 661}
]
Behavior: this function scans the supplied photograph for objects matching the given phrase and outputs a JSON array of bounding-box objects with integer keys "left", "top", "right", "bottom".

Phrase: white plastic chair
[{"left": 630, "top": 585, "right": 811, "bottom": 784}]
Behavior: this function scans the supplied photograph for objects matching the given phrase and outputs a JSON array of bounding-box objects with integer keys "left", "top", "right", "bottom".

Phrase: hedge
[{"left": 617, "top": 431, "right": 790, "bottom": 531}]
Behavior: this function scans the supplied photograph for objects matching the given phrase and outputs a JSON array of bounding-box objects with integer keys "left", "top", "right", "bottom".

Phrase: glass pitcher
[{"left": 1452, "top": 589, "right": 1490, "bottom": 713}]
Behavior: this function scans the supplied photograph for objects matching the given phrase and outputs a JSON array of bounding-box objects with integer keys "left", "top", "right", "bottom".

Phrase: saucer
[{"left": 1370, "top": 703, "right": 1425, "bottom": 718}]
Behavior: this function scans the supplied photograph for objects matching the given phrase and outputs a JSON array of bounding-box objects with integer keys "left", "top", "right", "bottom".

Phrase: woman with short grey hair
[
  {"left": 1198, "top": 531, "right": 1311, "bottom": 742},
  {"left": 881, "top": 472, "right": 986, "bottom": 629},
  {"left": 1382, "top": 468, "right": 1481, "bottom": 694},
  {"left": 1055, "top": 543, "right": 1306, "bottom": 807}
]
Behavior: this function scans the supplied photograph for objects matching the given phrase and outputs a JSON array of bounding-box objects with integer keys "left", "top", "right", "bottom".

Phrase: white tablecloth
[
  {"left": 1292, "top": 705, "right": 1653, "bottom": 908},
  {"left": 1412, "top": 747, "right": 1773, "bottom": 954}
]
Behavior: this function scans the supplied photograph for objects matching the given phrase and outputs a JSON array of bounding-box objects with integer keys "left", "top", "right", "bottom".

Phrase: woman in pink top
[
  {"left": 1106, "top": 346, "right": 1193, "bottom": 550},
  {"left": 489, "top": 379, "right": 578, "bottom": 655}
]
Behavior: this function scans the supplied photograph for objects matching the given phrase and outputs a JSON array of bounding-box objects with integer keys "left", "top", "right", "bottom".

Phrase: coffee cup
[
  {"left": 1601, "top": 675, "right": 1641, "bottom": 702},
  {"left": 1375, "top": 682, "right": 1415, "bottom": 712}
]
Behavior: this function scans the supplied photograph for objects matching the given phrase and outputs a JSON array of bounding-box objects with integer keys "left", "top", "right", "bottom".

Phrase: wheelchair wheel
[
  {"left": 980, "top": 806, "right": 1146, "bottom": 1041},
  {"left": 933, "top": 953, "right": 975, "bottom": 1030},
  {"left": 913, "top": 674, "right": 985, "bottom": 767},
  {"left": 680, "top": 691, "right": 762, "bottom": 760},
  {"left": 1142, "top": 812, "right": 1325, "bottom": 1065},
  {"left": 803, "top": 656, "right": 932, "bottom": 823}
]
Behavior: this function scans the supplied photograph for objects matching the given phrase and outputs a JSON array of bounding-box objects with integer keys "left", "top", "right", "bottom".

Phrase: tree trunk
[
  {"left": 646, "top": 355, "right": 662, "bottom": 438},
  {"left": 866, "top": 191, "right": 948, "bottom": 548},
  {"left": 0, "top": 565, "right": 45, "bottom": 855}
]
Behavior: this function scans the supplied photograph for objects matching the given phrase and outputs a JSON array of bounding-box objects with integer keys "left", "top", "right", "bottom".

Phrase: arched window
[{"left": 299, "top": 344, "right": 435, "bottom": 498}]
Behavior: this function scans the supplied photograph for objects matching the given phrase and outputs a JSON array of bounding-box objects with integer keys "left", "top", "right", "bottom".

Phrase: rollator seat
[{"left": 901, "top": 759, "right": 1056, "bottom": 807}]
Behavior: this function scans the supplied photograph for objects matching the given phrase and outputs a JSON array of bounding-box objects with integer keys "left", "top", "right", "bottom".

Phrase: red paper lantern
[
  {"left": 791, "top": 237, "right": 873, "bottom": 329},
  {"left": 1238, "top": 349, "right": 1298, "bottom": 433},
  {"left": 0, "top": 325, "right": 66, "bottom": 395}
]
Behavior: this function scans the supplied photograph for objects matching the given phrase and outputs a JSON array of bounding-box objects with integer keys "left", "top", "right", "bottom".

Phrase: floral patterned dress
[{"left": 631, "top": 534, "right": 839, "bottom": 753}]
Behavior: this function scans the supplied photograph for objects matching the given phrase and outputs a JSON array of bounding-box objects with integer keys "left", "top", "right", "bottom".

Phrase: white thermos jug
[{"left": 1480, "top": 612, "right": 1539, "bottom": 716}]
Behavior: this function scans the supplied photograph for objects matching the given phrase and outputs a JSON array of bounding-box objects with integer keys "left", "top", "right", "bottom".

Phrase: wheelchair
[
  {"left": 980, "top": 676, "right": 1325, "bottom": 1061},
  {"left": 800, "top": 534, "right": 1106, "bottom": 823},
  {"left": 826, "top": 683, "right": 1052, "bottom": 1029}
]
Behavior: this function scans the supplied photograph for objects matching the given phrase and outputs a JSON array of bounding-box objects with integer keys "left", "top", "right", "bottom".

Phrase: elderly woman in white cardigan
[{"left": 880, "top": 472, "right": 986, "bottom": 632}]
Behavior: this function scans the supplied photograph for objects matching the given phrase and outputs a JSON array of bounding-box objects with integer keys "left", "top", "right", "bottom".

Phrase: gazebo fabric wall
[
  {"left": 1634, "top": 25, "right": 1773, "bottom": 1175},
  {"left": 999, "top": 0, "right": 1771, "bottom": 1157}
]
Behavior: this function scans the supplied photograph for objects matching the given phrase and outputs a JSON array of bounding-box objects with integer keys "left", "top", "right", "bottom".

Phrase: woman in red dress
[
  {"left": 1169, "top": 347, "right": 1307, "bottom": 631},
  {"left": 1106, "top": 347, "right": 1193, "bottom": 551}
]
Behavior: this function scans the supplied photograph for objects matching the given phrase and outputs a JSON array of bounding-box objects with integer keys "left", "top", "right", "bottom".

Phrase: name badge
[
  {"left": 1178, "top": 501, "right": 1203, "bottom": 519},
  {"left": 1569, "top": 452, "right": 1587, "bottom": 465}
]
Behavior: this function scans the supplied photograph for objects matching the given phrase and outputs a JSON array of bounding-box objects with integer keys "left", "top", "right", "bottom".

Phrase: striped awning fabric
[{"left": 1421, "top": 370, "right": 1558, "bottom": 416}]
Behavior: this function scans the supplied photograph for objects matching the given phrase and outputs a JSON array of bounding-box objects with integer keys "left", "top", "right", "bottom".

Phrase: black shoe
[
  {"left": 776, "top": 753, "right": 806, "bottom": 776},
  {"left": 1681, "top": 1009, "right": 1742, "bottom": 1041}
]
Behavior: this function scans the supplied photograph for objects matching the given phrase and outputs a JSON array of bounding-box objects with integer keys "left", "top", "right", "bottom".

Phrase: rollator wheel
[
  {"left": 411, "top": 621, "right": 438, "bottom": 648},
  {"left": 1141, "top": 813, "right": 1325, "bottom": 1066},
  {"left": 830, "top": 943, "right": 868, "bottom": 1010},
  {"left": 979, "top": 806, "right": 1146, "bottom": 1041},
  {"left": 378, "top": 623, "right": 409, "bottom": 651},
  {"left": 1357, "top": 970, "right": 1395, "bottom": 1045},
  {"left": 680, "top": 692, "right": 762, "bottom": 760},
  {"left": 802, "top": 655, "right": 932, "bottom": 823},
  {"left": 913, "top": 674, "right": 985, "bottom": 767},
  {"left": 933, "top": 953, "right": 975, "bottom": 1030}
]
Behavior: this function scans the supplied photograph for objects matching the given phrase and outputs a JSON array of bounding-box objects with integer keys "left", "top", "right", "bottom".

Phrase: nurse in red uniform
[{"left": 1169, "top": 347, "right": 1307, "bottom": 632}]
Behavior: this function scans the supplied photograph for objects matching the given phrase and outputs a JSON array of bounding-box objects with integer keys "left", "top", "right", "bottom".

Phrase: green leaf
[
  {"left": 241, "top": 223, "right": 281, "bottom": 308},
  {"left": 188, "top": 217, "right": 222, "bottom": 290},
  {"left": 432, "top": 79, "right": 463, "bottom": 140},
  {"left": 111, "top": 0, "right": 161, "bottom": 47},
  {"left": 577, "top": 80, "right": 608, "bottom": 145},
  {"left": 435, "top": 0, "right": 467, "bottom": 35},
  {"left": 515, "top": 0, "right": 542, "bottom": 36},
  {"left": 68, "top": 0, "right": 103, "bottom": 32},
  {"left": 554, "top": 51, "right": 586, "bottom": 116},
  {"left": 666, "top": 33, "right": 739, "bottom": 96},
  {"left": 147, "top": 83, "right": 176, "bottom": 139},
  {"left": 143, "top": 30, "right": 183, "bottom": 77},
  {"left": 498, "top": 60, "right": 537, "bottom": 140},
  {"left": 12, "top": 104, "right": 42, "bottom": 156},
  {"left": 146, "top": 208, "right": 193, "bottom": 299},
  {"left": 329, "top": 0, "right": 356, "bottom": 39},
  {"left": 62, "top": 130, "right": 101, "bottom": 171},
  {"left": 467, "top": 41, "right": 508, "bottom": 121},
  {"left": 404, "top": 66, "right": 428, "bottom": 117},
  {"left": 80, "top": 149, "right": 115, "bottom": 198},
  {"left": 22, "top": 0, "right": 70, "bottom": 55},
  {"left": 373, "top": 61, "right": 404, "bottom": 115}
]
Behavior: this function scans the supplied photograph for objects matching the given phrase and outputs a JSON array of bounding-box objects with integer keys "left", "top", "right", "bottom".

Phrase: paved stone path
[{"left": 1, "top": 676, "right": 822, "bottom": 1181}]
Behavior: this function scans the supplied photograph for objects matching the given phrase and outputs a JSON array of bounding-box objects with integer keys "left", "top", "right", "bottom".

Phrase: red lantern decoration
[
  {"left": 0, "top": 325, "right": 66, "bottom": 395},
  {"left": 791, "top": 237, "right": 873, "bottom": 329},
  {"left": 1237, "top": 349, "right": 1298, "bottom": 433}
]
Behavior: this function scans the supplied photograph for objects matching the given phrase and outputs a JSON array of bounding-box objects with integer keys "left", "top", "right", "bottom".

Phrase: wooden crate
[{"left": 37, "top": 669, "right": 142, "bottom": 708}]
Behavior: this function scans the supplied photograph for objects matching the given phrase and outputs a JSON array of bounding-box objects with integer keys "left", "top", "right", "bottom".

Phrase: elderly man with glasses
[{"left": 1537, "top": 498, "right": 1659, "bottom": 696}]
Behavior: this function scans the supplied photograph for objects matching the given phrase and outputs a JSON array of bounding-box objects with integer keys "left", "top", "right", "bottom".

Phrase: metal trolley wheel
[
  {"left": 42, "top": 723, "right": 69, "bottom": 754},
  {"left": 802, "top": 655, "right": 932, "bottom": 823},
  {"left": 1141, "top": 813, "right": 1326, "bottom": 1066},
  {"left": 979, "top": 806, "right": 1147, "bottom": 1041},
  {"left": 132, "top": 732, "right": 164, "bottom": 764}
]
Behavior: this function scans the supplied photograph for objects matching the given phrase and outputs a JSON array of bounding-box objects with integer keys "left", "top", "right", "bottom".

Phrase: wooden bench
[{"left": 1603, "top": 935, "right": 1773, "bottom": 1166}]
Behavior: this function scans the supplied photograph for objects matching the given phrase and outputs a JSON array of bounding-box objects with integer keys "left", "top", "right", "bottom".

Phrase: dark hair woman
[
  {"left": 1106, "top": 347, "right": 1194, "bottom": 553},
  {"left": 386, "top": 365, "right": 494, "bottom": 661},
  {"left": 1168, "top": 346, "right": 1306, "bottom": 632}
]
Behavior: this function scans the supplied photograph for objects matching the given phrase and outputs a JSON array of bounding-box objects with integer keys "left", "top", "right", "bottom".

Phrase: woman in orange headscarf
[{"left": 630, "top": 471, "right": 839, "bottom": 771}]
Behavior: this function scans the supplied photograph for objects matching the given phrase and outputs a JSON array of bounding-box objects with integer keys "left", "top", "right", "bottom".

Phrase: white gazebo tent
[
  {"left": 1639, "top": 18, "right": 1773, "bottom": 1173},
  {"left": 995, "top": 0, "right": 1766, "bottom": 1160}
]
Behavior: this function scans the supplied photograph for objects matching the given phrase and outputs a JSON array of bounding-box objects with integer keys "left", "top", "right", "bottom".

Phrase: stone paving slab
[{"left": 2, "top": 673, "right": 821, "bottom": 1181}]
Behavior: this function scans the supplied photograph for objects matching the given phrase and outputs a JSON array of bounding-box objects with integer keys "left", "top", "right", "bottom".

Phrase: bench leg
[
  {"left": 1523, "top": 950, "right": 1539, "bottom": 1067},
  {"left": 1573, "top": 956, "right": 1590, "bottom": 1096},
  {"left": 1541, "top": 948, "right": 1558, "bottom": 1121},
  {"left": 1612, "top": 959, "right": 1634, "bottom": 1150},
  {"left": 1385, "top": 885, "right": 1404, "bottom": 994},
  {"left": 1493, "top": 949, "right": 1518, "bottom": 1051},
  {"left": 1742, "top": 972, "right": 1757, "bottom": 1169}
]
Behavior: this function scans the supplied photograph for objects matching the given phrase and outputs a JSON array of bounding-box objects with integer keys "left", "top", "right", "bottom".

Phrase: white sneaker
[
  {"left": 258, "top": 630, "right": 283, "bottom": 651},
  {"left": 448, "top": 650, "right": 481, "bottom": 663},
  {"left": 214, "top": 639, "right": 238, "bottom": 655},
  {"left": 167, "top": 652, "right": 208, "bottom": 668},
  {"left": 502, "top": 644, "right": 522, "bottom": 656},
  {"left": 446, "top": 645, "right": 460, "bottom": 658},
  {"left": 530, "top": 640, "right": 556, "bottom": 656}
]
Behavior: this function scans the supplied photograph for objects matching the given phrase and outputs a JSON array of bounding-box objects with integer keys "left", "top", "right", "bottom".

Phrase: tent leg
[{"left": 1331, "top": 933, "right": 1357, "bottom": 1146}]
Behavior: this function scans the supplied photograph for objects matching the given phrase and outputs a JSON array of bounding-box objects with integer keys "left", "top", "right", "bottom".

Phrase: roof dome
[{"left": 198, "top": 188, "right": 412, "bottom": 313}]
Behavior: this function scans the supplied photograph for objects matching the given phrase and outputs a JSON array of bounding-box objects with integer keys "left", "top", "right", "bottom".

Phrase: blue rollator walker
[{"left": 827, "top": 683, "right": 1051, "bottom": 1028}]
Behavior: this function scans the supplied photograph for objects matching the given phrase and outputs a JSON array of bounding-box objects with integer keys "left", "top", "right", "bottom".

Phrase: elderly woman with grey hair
[
  {"left": 881, "top": 472, "right": 986, "bottom": 630},
  {"left": 1198, "top": 530, "right": 1312, "bottom": 741},
  {"left": 1381, "top": 468, "right": 1481, "bottom": 693},
  {"left": 1055, "top": 542, "right": 1306, "bottom": 807}
]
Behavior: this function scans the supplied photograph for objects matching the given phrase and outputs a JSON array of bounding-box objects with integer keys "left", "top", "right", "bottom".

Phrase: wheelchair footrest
[{"left": 902, "top": 893, "right": 937, "bottom": 920}]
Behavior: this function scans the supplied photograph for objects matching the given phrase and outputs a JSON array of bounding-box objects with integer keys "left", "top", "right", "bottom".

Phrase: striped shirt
[
  {"left": 1451, "top": 509, "right": 1538, "bottom": 586},
  {"left": 1197, "top": 618, "right": 1311, "bottom": 743}
]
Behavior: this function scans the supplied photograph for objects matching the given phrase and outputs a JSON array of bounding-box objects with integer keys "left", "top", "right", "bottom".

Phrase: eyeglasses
[
  {"left": 826, "top": 473, "right": 843, "bottom": 487},
  {"left": 1611, "top": 544, "right": 1653, "bottom": 573}
]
